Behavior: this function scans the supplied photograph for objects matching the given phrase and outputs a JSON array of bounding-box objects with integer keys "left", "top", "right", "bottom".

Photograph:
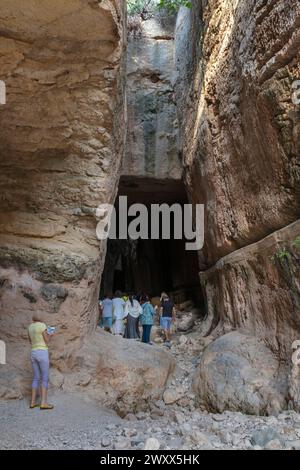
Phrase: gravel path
[
  {"left": 1, "top": 390, "right": 300, "bottom": 450},
  {"left": 0, "top": 392, "right": 121, "bottom": 450}
]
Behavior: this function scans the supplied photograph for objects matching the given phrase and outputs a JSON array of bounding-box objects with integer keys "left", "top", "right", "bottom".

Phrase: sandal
[
  {"left": 40, "top": 404, "right": 54, "bottom": 410},
  {"left": 29, "top": 404, "right": 40, "bottom": 409}
]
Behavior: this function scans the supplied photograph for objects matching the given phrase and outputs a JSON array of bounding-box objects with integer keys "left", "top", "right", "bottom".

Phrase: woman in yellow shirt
[{"left": 28, "top": 314, "right": 54, "bottom": 410}]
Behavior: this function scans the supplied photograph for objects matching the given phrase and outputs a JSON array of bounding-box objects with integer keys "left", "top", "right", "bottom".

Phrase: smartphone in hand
[{"left": 47, "top": 326, "right": 56, "bottom": 335}]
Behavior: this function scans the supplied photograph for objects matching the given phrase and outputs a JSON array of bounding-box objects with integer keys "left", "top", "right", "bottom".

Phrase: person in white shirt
[
  {"left": 112, "top": 291, "right": 126, "bottom": 335},
  {"left": 123, "top": 294, "right": 142, "bottom": 339}
]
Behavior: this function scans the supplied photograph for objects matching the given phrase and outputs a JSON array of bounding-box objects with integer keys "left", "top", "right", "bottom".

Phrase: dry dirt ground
[{"left": 1, "top": 319, "right": 300, "bottom": 450}]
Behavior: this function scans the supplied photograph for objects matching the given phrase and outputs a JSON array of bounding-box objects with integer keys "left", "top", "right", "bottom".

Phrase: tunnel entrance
[{"left": 100, "top": 177, "right": 202, "bottom": 305}]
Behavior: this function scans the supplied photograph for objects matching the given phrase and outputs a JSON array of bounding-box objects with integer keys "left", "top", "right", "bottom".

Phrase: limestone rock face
[
  {"left": 0, "top": 1, "right": 126, "bottom": 377},
  {"left": 176, "top": 1, "right": 300, "bottom": 265},
  {"left": 123, "top": 16, "right": 182, "bottom": 179},
  {"left": 193, "top": 332, "right": 288, "bottom": 415},
  {"left": 62, "top": 329, "right": 175, "bottom": 414},
  {"left": 200, "top": 221, "right": 300, "bottom": 360},
  {"left": 175, "top": 1, "right": 300, "bottom": 361},
  {"left": 288, "top": 342, "right": 300, "bottom": 412},
  {"left": 176, "top": 312, "right": 195, "bottom": 332}
]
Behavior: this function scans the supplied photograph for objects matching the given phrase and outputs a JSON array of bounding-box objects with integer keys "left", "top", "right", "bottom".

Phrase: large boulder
[
  {"left": 0, "top": 365, "right": 23, "bottom": 399},
  {"left": 62, "top": 329, "right": 175, "bottom": 415},
  {"left": 193, "top": 332, "right": 288, "bottom": 415}
]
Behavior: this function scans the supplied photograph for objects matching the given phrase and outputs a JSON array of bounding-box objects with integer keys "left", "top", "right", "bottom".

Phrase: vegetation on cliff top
[{"left": 127, "top": 0, "right": 191, "bottom": 17}]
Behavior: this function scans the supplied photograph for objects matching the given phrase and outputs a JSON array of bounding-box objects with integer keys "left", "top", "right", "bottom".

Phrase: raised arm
[{"left": 42, "top": 329, "right": 51, "bottom": 345}]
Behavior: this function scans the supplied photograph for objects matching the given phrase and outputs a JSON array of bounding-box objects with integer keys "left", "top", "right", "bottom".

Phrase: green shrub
[
  {"left": 157, "top": 0, "right": 192, "bottom": 13},
  {"left": 270, "top": 247, "right": 291, "bottom": 264},
  {"left": 127, "top": 0, "right": 148, "bottom": 16},
  {"left": 127, "top": 0, "right": 191, "bottom": 17},
  {"left": 292, "top": 236, "right": 300, "bottom": 248}
]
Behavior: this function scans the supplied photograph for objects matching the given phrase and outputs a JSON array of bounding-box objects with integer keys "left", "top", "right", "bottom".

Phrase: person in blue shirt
[
  {"left": 99, "top": 294, "right": 113, "bottom": 332},
  {"left": 139, "top": 295, "right": 154, "bottom": 344},
  {"left": 112, "top": 291, "right": 126, "bottom": 335}
]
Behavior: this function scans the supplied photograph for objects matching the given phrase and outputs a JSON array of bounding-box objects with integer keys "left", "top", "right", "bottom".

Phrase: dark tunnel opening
[{"left": 100, "top": 176, "right": 203, "bottom": 306}]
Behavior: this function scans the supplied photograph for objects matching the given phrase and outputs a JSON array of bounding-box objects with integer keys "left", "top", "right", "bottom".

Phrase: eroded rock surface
[
  {"left": 176, "top": 1, "right": 300, "bottom": 264},
  {"left": 123, "top": 16, "right": 182, "bottom": 179},
  {"left": 200, "top": 221, "right": 300, "bottom": 360},
  {"left": 175, "top": 0, "right": 300, "bottom": 362},
  {"left": 0, "top": 1, "right": 126, "bottom": 378}
]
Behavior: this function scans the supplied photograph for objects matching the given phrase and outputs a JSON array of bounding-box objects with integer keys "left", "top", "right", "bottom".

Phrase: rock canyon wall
[
  {"left": 0, "top": 2, "right": 176, "bottom": 410},
  {"left": 176, "top": 0, "right": 300, "bottom": 354},
  {"left": 123, "top": 15, "right": 181, "bottom": 179},
  {"left": 175, "top": 1, "right": 300, "bottom": 411},
  {"left": 0, "top": 0, "right": 128, "bottom": 397}
]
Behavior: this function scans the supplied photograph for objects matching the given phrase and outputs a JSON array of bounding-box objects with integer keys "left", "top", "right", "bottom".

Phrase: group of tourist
[
  {"left": 26, "top": 291, "right": 175, "bottom": 411},
  {"left": 98, "top": 291, "right": 176, "bottom": 345}
]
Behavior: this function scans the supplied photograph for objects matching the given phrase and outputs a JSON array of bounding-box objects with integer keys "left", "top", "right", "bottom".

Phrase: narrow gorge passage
[
  {"left": 0, "top": 0, "right": 299, "bottom": 454},
  {"left": 100, "top": 176, "right": 202, "bottom": 306}
]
